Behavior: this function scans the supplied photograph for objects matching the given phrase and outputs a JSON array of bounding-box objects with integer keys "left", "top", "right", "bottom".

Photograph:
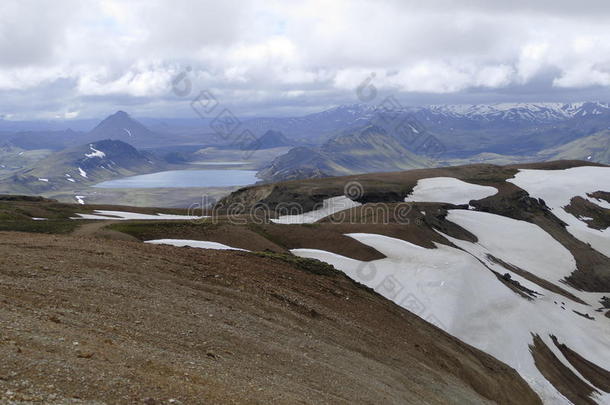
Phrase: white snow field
[
  {"left": 404, "top": 177, "right": 498, "bottom": 205},
  {"left": 271, "top": 195, "right": 361, "bottom": 224},
  {"left": 72, "top": 210, "right": 204, "bottom": 221},
  {"left": 445, "top": 210, "right": 577, "bottom": 284},
  {"left": 292, "top": 225, "right": 610, "bottom": 404},
  {"left": 145, "top": 239, "right": 247, "bottom": 251},
  {"left": 508, "top": 166, "right": 610, "bottom": 257}
]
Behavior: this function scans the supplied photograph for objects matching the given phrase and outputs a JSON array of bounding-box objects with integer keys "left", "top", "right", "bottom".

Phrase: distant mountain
[
  {"left": 422, "top": 102, "right": 610, "bottom": 123},
  {"left": 247, "top": 130, "right": 293, "bottom": 150},
  {"left": 0, "top": 118, "right": 98, "bottom": 133},
  {"left": 6, "top": 129, "right": 85, "bottom": 150},
  {"left": 2, "top": 111, "right": 169, "bottom": 151},
  {"left": 412, "top": 102, "right": 610, "bottom": 157},
  {"left": 258, "top": 125, "right": 432, "bottom": 182},
  {"left": 87, "top": 111, "right": 170, "bottom": 147},
  {"left": 243, "top": 102, "right": 610, "bottom": 157},
  {"left": 538, "top": 129, "right": 610, "bottom": 164},
  {"left": 1, "top": 139, "right": 164, "bottom": 194},
  {"left": 242, "top": 104, "right": 379, "bottom": 144},
  {"left": 256, "top": 147, "right": 335, "bottom": 181},
  {"left": 5, "top": 102, "right": 610, "bottom": 156}
]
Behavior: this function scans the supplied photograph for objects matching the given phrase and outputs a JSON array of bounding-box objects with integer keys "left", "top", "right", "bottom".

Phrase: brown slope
[
  {"left": 550, "top": 335, "right": 610, "bottom": 393},
  {"left": 219, "top": 161, "right": 606, "bottom": 215},
  {"left": 530, "top": 335, "right": 600, "bottom": 405},
  {"left": 0, "top": 232, "right": 540, "bottom": 404}
]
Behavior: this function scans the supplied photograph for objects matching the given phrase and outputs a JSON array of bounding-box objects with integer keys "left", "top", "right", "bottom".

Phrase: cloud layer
[{"left": 1, "top": 0, "right": 610, "bottom": 119}]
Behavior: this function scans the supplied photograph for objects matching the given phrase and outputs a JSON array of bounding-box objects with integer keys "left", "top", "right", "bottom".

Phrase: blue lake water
[{"left": 94, "top": 169, "right": 259, "bottom": 189}]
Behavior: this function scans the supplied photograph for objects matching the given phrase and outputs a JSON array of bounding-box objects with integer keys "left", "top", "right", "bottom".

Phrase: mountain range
[
  {"left": 258, "top": 125, "right": 432, "bottom": 182},
  {"left": 3, "top": 102, "right": 610, "bottom": 196},
  {"left": 1, "top": 139, "right": 163, "bottom": 195},
  {"left": 255, "top": 102, "right": 610, "bottom": 181}
]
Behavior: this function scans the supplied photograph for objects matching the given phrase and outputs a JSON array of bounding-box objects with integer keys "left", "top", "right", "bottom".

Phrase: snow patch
[
  {"left": 145, "top": 239, "right": 246, "bottom": 251},
  {"left": 78, "top": 167, "right": 87, "bottom": 178},
  {"left": 85, "top": 145, "right": 106, "bottom": 159},
  {"left": 72, "top": 210, "right": 204, "bottom": 221},
  {"left": 271, "top": 196, "right": 361, "bottom": 224},
  {"left": 292, "top": 233, "right": 610, "bottom": 404},
  {"left": 405, "top": 177, "right": 498, "bottom": 205},
  {"left": 508, "top": 167, "right": 610, "bottom": 257},
  {"left": 445, "top": 210, "right": 576, "bottom": 283}
]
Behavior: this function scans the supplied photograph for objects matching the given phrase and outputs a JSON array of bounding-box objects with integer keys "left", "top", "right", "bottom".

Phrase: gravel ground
[{"left": 0, "top": 232, "right": 540, "bottom": 404}]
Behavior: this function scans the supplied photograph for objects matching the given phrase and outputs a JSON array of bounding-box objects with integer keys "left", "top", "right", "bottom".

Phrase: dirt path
[{"left": 71, "top": 220, "right": 139, "bottom": 241}]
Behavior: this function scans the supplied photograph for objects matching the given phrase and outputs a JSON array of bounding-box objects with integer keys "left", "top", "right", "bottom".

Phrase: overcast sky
[{"left": 2, "top": 0, "right": 610, "bottom": 120}]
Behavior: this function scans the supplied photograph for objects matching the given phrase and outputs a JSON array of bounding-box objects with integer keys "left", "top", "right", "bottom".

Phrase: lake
[{"left": 94, "top": 169, "right": 259, "bottom": 189}]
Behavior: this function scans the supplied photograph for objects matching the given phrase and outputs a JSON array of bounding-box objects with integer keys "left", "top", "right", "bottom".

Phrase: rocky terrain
[
  {"left": 0, "top": 232, "right": 540, "bottom": 404},
  {"left": 0, "top": 160, "right": 608, "bottom": 404}
]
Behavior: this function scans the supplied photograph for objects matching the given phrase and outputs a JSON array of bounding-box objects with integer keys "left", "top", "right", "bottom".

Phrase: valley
[{"left": 3, "top": 102, "right": 610, "bottom": 208}]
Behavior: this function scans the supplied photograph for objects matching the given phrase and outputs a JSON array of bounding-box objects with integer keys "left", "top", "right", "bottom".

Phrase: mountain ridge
[{"left": 1, "top": 139, "right": 164, "bottom": 195}]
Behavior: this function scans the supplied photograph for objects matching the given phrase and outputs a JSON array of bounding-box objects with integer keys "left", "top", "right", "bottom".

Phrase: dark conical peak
[
  {"left": 110, "top": 110, "right": 130, "bottom": 119},
  {"left": 97, "top": 111, "right": 133, "bottom": 125},
  {"left": 89, "top": 109, "right": 153, "bottom": 138}
]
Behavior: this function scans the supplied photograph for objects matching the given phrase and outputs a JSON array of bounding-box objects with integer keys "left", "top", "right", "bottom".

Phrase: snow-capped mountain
[
  {"left": 253, "top": 101, "right": 610, "bottom": 181},
  {"left": 424, "top": 102, "right": 610, "bottom": 123}
]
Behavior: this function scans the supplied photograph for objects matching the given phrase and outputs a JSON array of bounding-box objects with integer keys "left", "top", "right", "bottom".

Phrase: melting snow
[
  {"left": 38, "top": 178, "right": 49, "bottom": 182},
  {"left": 78, "top": 167, "right": 87, "bottom": 178},
  {"left": 445, "top": 210, "right": 577, "bottom": 283},
  {"left": 292, "top": 231, "right": 610, "bottom": 404},
  {"left": 405, "top": 177, "right": 498, "bottom": 205},
  {"left": 75, "top": 196, "right": 85, "bottom": 205},
  {"left": 271, "top": 196, "right": 361, "bottom": 224},
  {"left": 145, "top": 239, "right": 247, "bottom": 251},
  {"left": 72, "top": 210, "right": 204, "bottom": 221},
  {"left": 508, "top": 167, "right": 610, "bottom": 257}
]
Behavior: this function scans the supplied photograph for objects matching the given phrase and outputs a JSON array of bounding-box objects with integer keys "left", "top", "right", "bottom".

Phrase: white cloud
[
  {"left": 1, "top": 0, "right": 610, "bottom": 118},
  {"left": 76, "top": 63, "right": 175, "bottom": 97}
]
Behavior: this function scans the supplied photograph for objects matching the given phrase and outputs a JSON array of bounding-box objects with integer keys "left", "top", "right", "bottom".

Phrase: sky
[{"left": 2, "top": 0, "right": 610, "bottom": 120}]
